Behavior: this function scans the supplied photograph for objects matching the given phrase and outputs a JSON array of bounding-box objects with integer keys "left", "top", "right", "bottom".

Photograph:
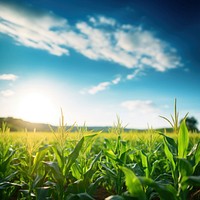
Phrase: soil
[{"left": 93, "top": 187, "right": 113, "bottom": 200}]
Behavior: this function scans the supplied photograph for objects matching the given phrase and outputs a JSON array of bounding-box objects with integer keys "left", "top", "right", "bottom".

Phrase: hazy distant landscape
[{"left": 0, "top": 117, "right": 174, "bottom": 133}]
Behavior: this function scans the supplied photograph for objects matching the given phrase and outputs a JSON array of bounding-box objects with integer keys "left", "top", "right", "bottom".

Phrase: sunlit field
[
  {"left": 1, "top": 114, "right": 200, "bottom": 200},
  {"left": 6, "top": 130, "right": 200, "bottom": 146}
]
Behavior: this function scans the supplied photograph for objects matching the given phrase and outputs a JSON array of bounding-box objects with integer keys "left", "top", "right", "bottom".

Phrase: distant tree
[{"left": 180, "top": 116, "right": 199, "bottom": 132}]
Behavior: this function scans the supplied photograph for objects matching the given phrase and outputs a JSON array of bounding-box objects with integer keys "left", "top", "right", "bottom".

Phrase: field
[{"left": 0, "top": 117, "right": 200, "bottom": 200}]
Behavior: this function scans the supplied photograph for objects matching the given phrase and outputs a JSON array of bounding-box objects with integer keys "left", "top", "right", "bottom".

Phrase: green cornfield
[{"left": 0, "top": 113, "right": 200, "bottom": 199}]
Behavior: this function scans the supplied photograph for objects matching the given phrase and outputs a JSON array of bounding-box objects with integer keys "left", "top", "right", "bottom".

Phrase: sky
[{"left": 0, "top": 0, "right": 200, "bottom": 129}]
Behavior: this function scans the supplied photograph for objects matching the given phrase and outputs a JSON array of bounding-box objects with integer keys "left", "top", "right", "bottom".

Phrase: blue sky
[{"left": 0, "top": 0, "right": 200, "bottom": 129}]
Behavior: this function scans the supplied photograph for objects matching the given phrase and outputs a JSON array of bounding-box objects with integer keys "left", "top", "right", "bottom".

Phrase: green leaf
[
  {"left": 43, "top": 161, "right": 65, "bottom": 184},
  {"left": 139, "top": 177, "right": 178, "bottom": 200},
  {"left": 102, "top": 164, "right": 116, "bottom": 177},
  {"left": 104, "top": 138, "right": 114, "bottom": 150},
  {"left": 104, "top": 150, "right": 117, "bottom": 161},
  {"left": 120, "top": 149, "right": 131, "bottom": 164},
  {"left": 32, "top": 174, "right": 45, "bottom": 189},
  {"left": 3, "top": 171, "right": 18, "bottom": 182},
  {"left": 65, "top": 136, "right": 85, "bottom": 174},
  {"left": 140, "top": 151, "right": 149, "bottom": 178},
  {"left": 52, "top": 145, "right": 63, "bottom": 169},
  {"left": 182, "top": 176, "right": 200, "bottom": 187},
  {"left": 71, "top": 162, "right": 82, "bottom": 179},
  {"left": 67, "top": 180, "right": 85, "bottom": 194},
  {"left": 178, "top": 120, "right": 189, "bottom": 158},
  {"left": 31, "top": 145, "right": 49, "bottom": 175},
  {"left": 84, "top": 151, "right": 101, "bottom": 180},
  {"left": 163, "top": 138, "right": 176, "bottom": 173},
  {"left": 159, "top": 133, "right": 177, "bottom": 154},
  {"left": 65, "top": 134, "right": 97, "bottom": 175},
  {"left": 36, "top": 187, "right": 51, "bottom": 200},
  {"left": 194, "top": 142, "right": 200, "bottom": 169},
  {"left": 0, "top": 148, "right": 15, "bottom": 173},
  {"left": 67, "top": 192, "right": 95, "bottom": 200},
  {"left": 178, "top": 158, "right": 193, "bottom": 177},
  {"left": 119, "top": 166, "right": 146, "bottom": 200}
]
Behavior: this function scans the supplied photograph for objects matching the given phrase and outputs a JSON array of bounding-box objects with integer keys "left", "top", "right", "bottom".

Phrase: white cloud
[
  {"left": 99, "top": 16, "right": 116, "bottom": 26},
  {"left": 82, "top": 76, "right": 121, "bottom": 95},
  {"left": 112, "top": 77, "right": 121, "bottom": 84},
  {"left": 0, "top": 2, "right": 69, "bottom": 56},
  {"left": 121, "top": 100, "right": 155, "bottom": 114},
  {"left": 0, "top": 2, "right": 181, "bottom": 71},
  {"left": 89, "top": 16, "right": 116, "bottom": 26},
  {"left": 88, "top": 81, "right": 111, "bottom": 95},
  {"left": 1, "top": 89, "right": 14, "bottom": 97},
  {"left": 115, "top": 29, "right": 180, "bottom": 71},
  {"left": 126, "top": 69, "right": 141, "bottom": 80},
  {"left": 0, "top": 74, "right": 18, "bottom": 81}
]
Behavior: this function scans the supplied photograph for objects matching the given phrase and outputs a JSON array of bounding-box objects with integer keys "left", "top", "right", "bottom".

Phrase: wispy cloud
[
  {"left": 126, "top": 69, "right": 143, "bottom": 80},
  {"left": 112, "top": 77, "right": 121, "bottom": 84},
  {"left": 0, "top": 2, "right": 181, "bottom": 72},
  {"left": 121, "top": 100, "right": 156, "bottom": 114},
  {"left": 89, "top": 16, "right": 116, "bottom": 26},
  {"left": 0, "top": 2, "right": 69, "bottom": 56},
  {"left": 88, "top": 81, "right": 111, "bottom": 95},
  {"left": 82, "top": 76, "right": 121, "bottom": 95},
  {"left": 1, "top": 89, "right": 15, "bottom": 97},
  {"left": 0, "top": 74, "right": 18, "bottom": 81}
]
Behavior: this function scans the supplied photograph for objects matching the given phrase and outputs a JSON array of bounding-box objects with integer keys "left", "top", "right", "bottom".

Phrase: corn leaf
[
  {"left": 183, "top": 176, "right": 200, "bottom": 186},
  {"left": 31, "top": 145, "right": 49, "bottom": 175},
  {"left": 178, "top": 120, "right": 189, "bottom": 158},
  {"left": 36, "top": 187, "right": 51, "bottom": 200},
  {"left": 194, "top": 142, "right": 200, "bottom": 169},
  {"left": 65, "top": 136, "right": 85, "bottom": 174},
  {"left": 119, "top": 166, "right": 146, "bottom": 200},
  {"left": 163, "top": 138, "right": 176, "bottom": 173},
  {"left": 43, "top": 161, "right": 64, "bottom": 184},
  {"left": 139, "top": 177, "right": 178, "bottom": 200},
  {"left": 52, "top": 146, "right": 63, "bottom": 169},
  {"left": 67, "top": 192, "right": 95, "bottom": 200},
  {"left": 178, "top": 158, "right": 193, "bottom": 177},
  {"left": 84, "top": 151, "right": 101, "bottom": 180},
  {"left": 140, "top": 151, "right": 149, "bottom": 178}
]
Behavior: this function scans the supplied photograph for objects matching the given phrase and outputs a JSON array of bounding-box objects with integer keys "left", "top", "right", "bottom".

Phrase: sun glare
[{"left": 17, "top": 91, "right": 58, "bottom": 124}]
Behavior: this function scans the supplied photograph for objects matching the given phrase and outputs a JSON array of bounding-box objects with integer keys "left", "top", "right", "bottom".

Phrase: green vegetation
[{"left": 0, "top": 104, "right": 200, "bottom": 199}]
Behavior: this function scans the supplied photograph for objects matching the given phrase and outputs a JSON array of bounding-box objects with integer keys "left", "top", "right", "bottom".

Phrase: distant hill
[
  {"left": 0, "top": 117, "right": 173, "bottom": 133},
  {"left": 0, "top": 117, "right": 55, "bottom": 132}
]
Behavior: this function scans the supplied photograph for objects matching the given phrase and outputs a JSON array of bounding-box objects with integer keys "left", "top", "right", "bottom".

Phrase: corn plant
[
  {"left": 44, "top": 134, "right": 98, "bottom": 199},
  {"left": 160, "top": 98, "right": 188, "bottom": 134},
  {"left": 100, "top": 117, "right": 133, "bottom": 195},
  {"left": 160, "top": 120, "right": 200, "bottom": 199},
  {"left": 0, "top": 143, "right": 19, "bottom": 199}
]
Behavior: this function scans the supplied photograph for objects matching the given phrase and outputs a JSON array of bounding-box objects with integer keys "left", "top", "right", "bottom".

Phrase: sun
[{"left": 17, "top": 91, "right": 58, "bottom": 124}]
